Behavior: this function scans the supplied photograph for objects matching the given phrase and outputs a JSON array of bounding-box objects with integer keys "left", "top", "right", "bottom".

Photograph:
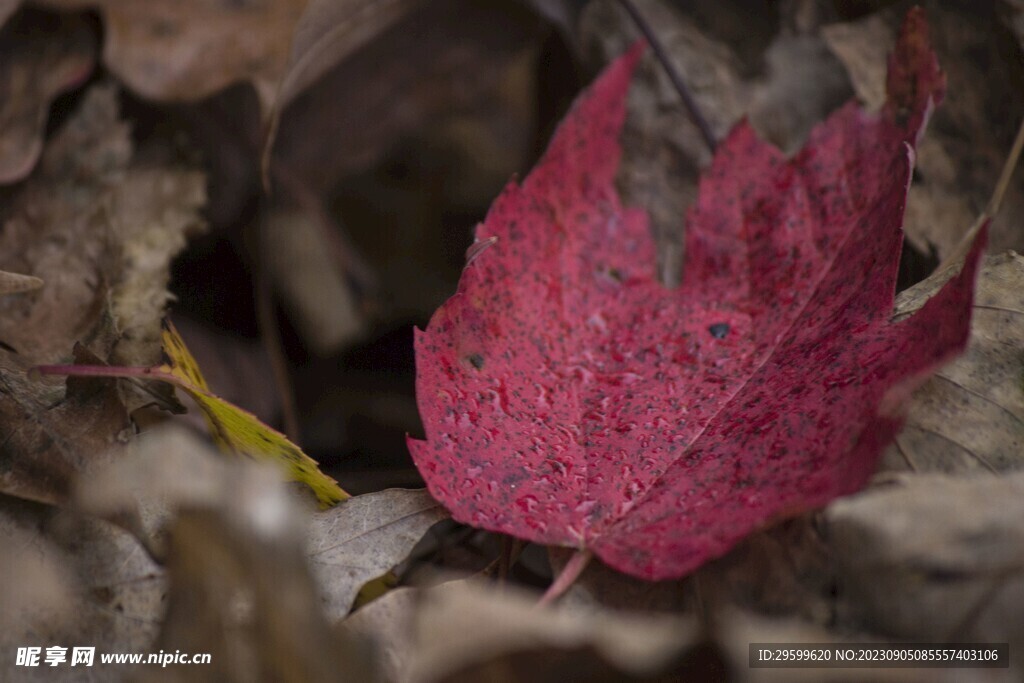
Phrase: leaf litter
[
  {"left": 2, "top": 2, "right": 1024, "bottom": 680},
  {"left": 0, "top": 83, "right": 204, "bottom": 505},
  {"left": 72, "top": 426, "right": 443, "bottom": 681}
]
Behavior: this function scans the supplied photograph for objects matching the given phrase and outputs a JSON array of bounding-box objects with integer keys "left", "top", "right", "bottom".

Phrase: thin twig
[
  {"left": 617, "top": 0, "right": 716, "bottom": 153},
  {"left": 255, "top": 246, "right": 302, "bottom": 444}
]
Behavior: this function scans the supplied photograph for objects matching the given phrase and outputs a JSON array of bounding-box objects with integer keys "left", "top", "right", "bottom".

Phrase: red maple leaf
[{"left": 408, "top": 9, "right": 984, "bottom": 581}]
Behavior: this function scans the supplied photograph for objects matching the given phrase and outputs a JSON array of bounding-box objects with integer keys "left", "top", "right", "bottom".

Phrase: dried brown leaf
[
  {"left": 39, "top": 0, "right": 307, "bottom": 114},
  {"left": 828, "top": 472, "right": 1024, "bottom": 652},
  {"left": 275, "top": 0, "right": 542, "bottom": 194},
  {"left": 0, "top": 8, "right": 96, "bottom": 184},
  {"left": 279, "top": 0, "right": 421, "bottom": 106},
  {"left": 309, "top": 488, "right": 449, "bottom": 621},
  {"left": 353, "top": 580, "right": 960, "bottom": 682},
  {"left": 79, "top": 428, "right": 375, "bottom": 683},
  {"left": 0, "top": 84, "right": 204, "bottom": 504},
  {"left": 888, "top": 252, "right": 1024, "bottom": 473},
  {"left": 0, "top": 496, "right": 166, "bottom": 677}
]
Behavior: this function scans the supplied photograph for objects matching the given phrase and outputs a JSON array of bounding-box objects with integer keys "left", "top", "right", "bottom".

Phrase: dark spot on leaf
[
  {"left": 467, "top": 353, "right": 485, "bottom": 370},
  {"left": 709, "top": 323, "right": 730, "bottom": 339}
]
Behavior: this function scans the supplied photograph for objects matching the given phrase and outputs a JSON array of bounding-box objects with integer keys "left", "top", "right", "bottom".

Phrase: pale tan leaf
[{"left": 308, "top": 488, "right": 448, "bottom": 621}]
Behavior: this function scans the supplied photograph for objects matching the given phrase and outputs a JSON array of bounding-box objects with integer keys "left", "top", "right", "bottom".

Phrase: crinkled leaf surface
[{"left": 408, "top": 10, "right": 984, "bottom": 580}]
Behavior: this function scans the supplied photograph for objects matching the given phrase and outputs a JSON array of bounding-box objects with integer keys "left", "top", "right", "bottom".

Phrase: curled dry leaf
[
  {"left": 409, "top": 10, "right": 983, "bottom": 581},
  {"left": 308, "top": 488, "right": 449, "bottom": 621},
  {"left": 0, "top": 496, "right": 166, "bottom": 676},
  {"left": 79, "top": 427, "right": 375, "bottom": 683},
  {"left": 275, "top": 0, "right": 543, "bottom": 195},
  {"left": 263, "top": 0, "right": 422, "bottom": 166},
  {"left": 827, "top": 472, "right": 1024, "bottom": 652},
  {"left": 0, "top": 83, "right": 205, "bottom": 504},
  {"left": 349, "top": 579, "right": 965, "bottom": 682},
  {"left": 82, "top": 426, "right": 446, "bottom": 631},
  {"left": 38, "top": 0, "right": 306, "bottom": 114},
  {"left": 0, "top": 8, "right": 96, "bottom": 184},
  {"left": 886, "top": 251, "right": 1024, "bottom": 473}
]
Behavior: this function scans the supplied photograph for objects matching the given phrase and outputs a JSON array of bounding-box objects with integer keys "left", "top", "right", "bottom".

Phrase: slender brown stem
[
  {"left": 617, "top": 0, "right": 717, "bottom": 154},
  {"left": 33, "top": 363, "right": 173, "bottom": 382},
  {"left": 538, "top": 549, "right": 591, "bottom": 606},
  {"left": 255, "top": 256, "right": 302, "bottom": 444},
  {"left": 986, "top": 116, "right": 1024, "bottom": 218}
]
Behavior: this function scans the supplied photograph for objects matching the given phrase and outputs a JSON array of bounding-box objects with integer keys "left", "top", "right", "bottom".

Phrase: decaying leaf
[
  {"left": 78, "top": 426, "right": 456, "bottom": 681},
  {"left": 263, "top": 0, "right": 423, "bottom": 168},
  {"left": 38, "top": 0, "right": 307, "bottom": 115},
  {"left": 409, "top": 10, "right": 983, "bottom": 581},
  {"left": 828, "top": 472, "right": 1024, "bottom": 652},
  {"left": 0, "top": 83, "right": 205, "bottom": 364},
  {"left": 0, "top": 496, "right": 166, "bottom": 677},
  {"left": 0, "top": 346, "right": 131, "bottom": 506},
  {"left": 886, "top": 251, "right": 1024, "bottom": 473},
  {"left": 0, "top": 84, "right": 204, "bottom": 504},
  {"left": 0, "top": 8, "right": 95, "bottom": 184},
  {"left": 77, "top": 426, "right": 376, "bottom": 682},
  {"left": 344, "top": 578, "right": 975, "bottom": 682},
  {"left": 144, "top": 470, "right": 376, "bottom": 683},
  {"left": 308, "top": 488, "right": 449, "bottom": 621}
]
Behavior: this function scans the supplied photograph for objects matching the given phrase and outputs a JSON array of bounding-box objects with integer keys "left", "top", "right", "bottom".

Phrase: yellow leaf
[{"left": 159, "top": 322, "right": 348, "bottom": 507}]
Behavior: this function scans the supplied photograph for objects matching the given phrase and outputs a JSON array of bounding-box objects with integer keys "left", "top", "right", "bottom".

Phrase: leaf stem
[
  {"left": 985, "top": 116, "right": 1024, "bottom": 218},
  {"left": 32, "top": 363, "right": 174, "bottom": 383},
  {"left": 538, "top": 549, "right": 591, "bottom": 606},
  {"left": 616, "top": 0, "right": 717, "bottom": 154}
]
